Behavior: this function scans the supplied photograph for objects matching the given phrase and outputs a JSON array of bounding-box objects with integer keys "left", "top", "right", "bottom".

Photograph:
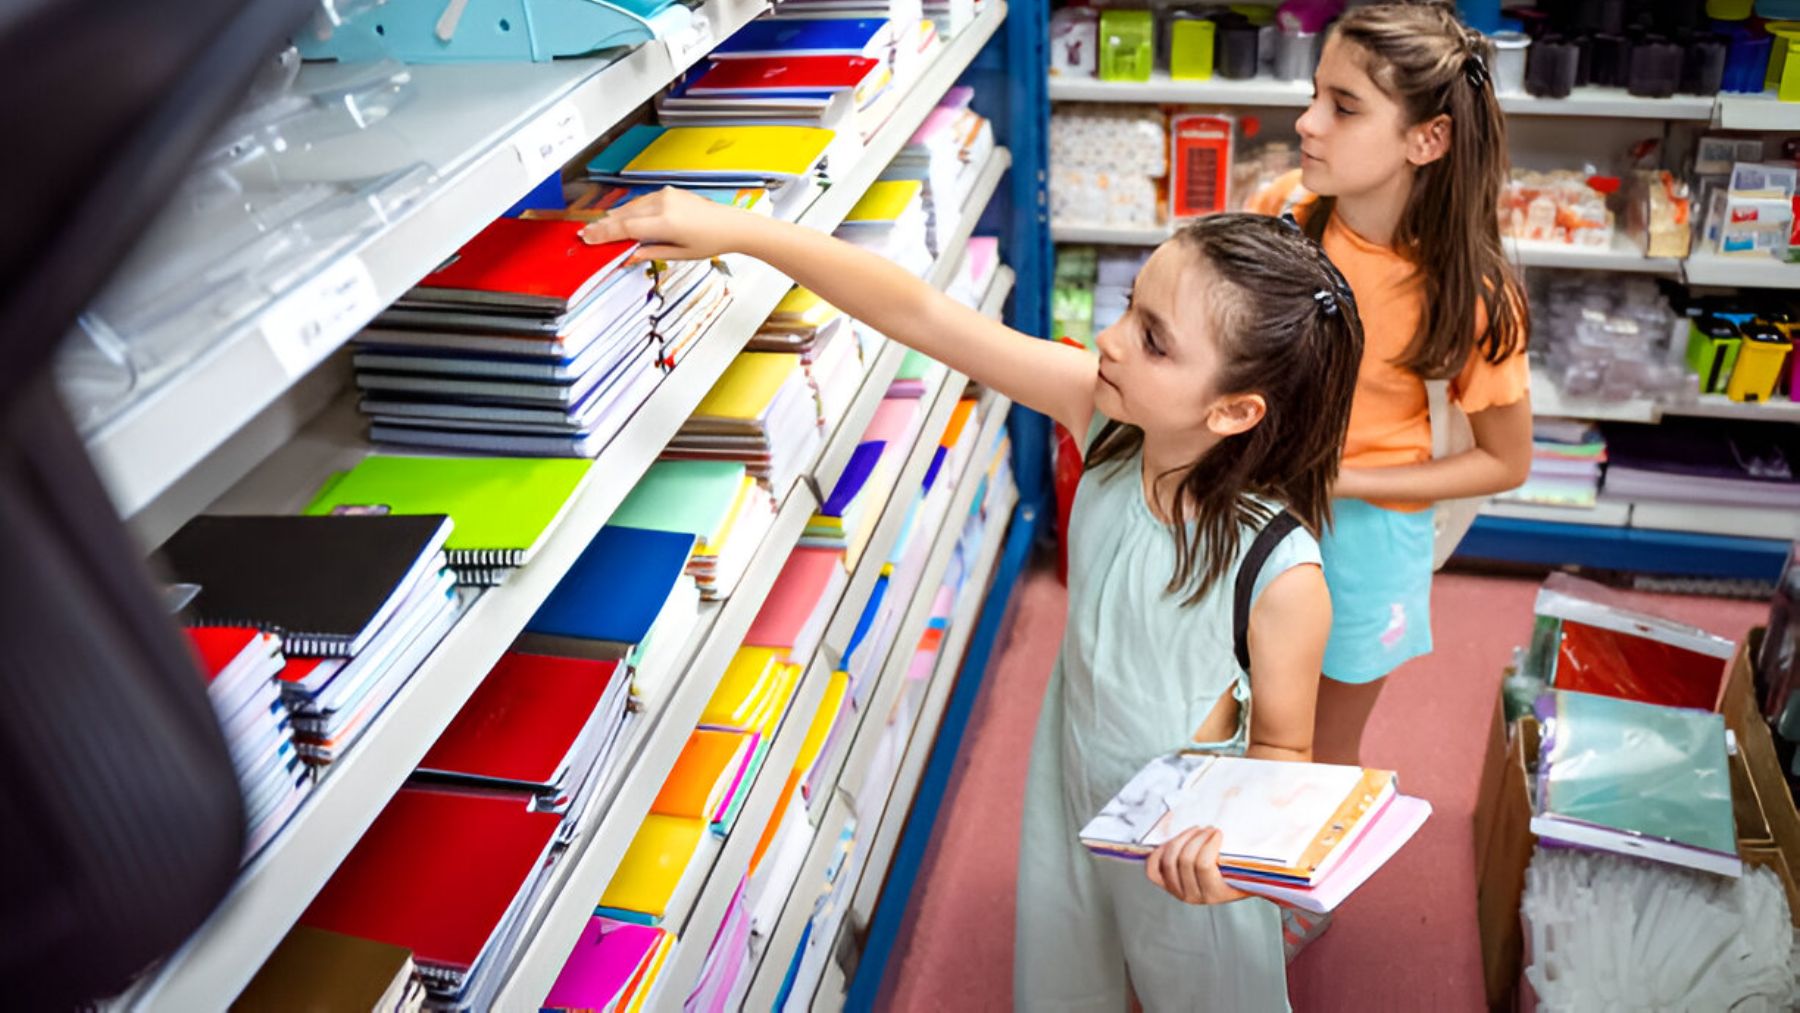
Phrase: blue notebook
[
  {"left": 524, "top": 526, "right": 696, "bottom": 646},
  {"left": 587, "top": 125, "right": 666, "bottom": 178},
  {"left": 821, "top": 441, "right": 885, "bottom": 516},
  {"left": 713, "top": 17, "right": 890, "bottom": 58}
]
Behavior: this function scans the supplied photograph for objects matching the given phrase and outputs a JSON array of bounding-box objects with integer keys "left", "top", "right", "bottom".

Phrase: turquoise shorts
[{"left": 1318, "top": 498, "right": 1435, "bottom": 684}]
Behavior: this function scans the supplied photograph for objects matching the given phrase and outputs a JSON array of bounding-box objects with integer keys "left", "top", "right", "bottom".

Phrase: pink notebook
[
  {"left": 863, "top": 398, "right": 920, "bottom": 447},
  {"left": 544, "top": 917, "right": 665, "bottom": 1010},
  {"left": 743, "top": 548, "right": 846, "bottom": 660},
  {"left": 1225, "top": 794, "right": 1432, "bottom": 914}
]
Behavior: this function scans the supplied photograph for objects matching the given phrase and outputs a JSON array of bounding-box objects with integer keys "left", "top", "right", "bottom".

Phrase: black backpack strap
[{"left": 1233, "top": 511, "right": 1303, "bottom": 674}]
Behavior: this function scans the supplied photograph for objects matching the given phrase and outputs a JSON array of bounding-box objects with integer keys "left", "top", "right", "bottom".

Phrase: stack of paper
[
  {"left": 1532, "top": 689, "right": 1740, "bottom": 876},
  {"left": 159, "top": 514, "right": 461, "bottom": 768},
  {"left": 302, "top": 455, "right": 595, "bottom": 587},
  {"left": 413, "top": 652, "right": 632, "bottom": 839},
  {"left": 702, "top": 647, "right": 806, "bottom": 747},
  {"left": 774, "top": 813, "right": 860, "bottom": 1012},
  {"left": 744, "top": 547, "right": 849, "bottom": 666},
  {"left": 835, "top": 179, "right": 933, "bottom": 278},
  {"left": 684, "top": 879, "right": 756, "bottom": 1013},
  {"left": 805, "top": 395, "right": 925, "bottom": 569},
  {"left": 236, "top": 926, "right": 424, "bottom": 1012},
  {"left": 543, "top": 918, "right": 676, "bottom": 1013},
  {"left": 586, "top": 124, "right": 836, "bottom": 222},
  {"left": 185, "top": 628, "right": 311, "bottom": 859},
  {"left": 650, "top": 257, "right": 735, "bottom": 371},
  {"left": 664, "top": 352, "right": 824, "bottom": 505},
  {"left": 613, "top": 460, "right": 776, "bottom": 601},
  {"left": 747, "top": 671, "right": 848, "bottom": 931},
  {"left": 1080, "top": 753, "right": 1433, "bottom": 914},
  {"left": 520, "top": 525, "right": 701, "bottom": 706},
  {"left": 350, "top": 218, "right": 663, "bottom": 458},
  {"left": 1498, "top": 418, "right": 1608, "bottom": 509},
  {"left": 881, "top": 87, "right": 994, "bottom": 257},
  {"left": 301, "top": 788, "right": 564, "bottom": 1010},
  {"left": 751, "top": 287, "right": 870, "bottom": 433}
]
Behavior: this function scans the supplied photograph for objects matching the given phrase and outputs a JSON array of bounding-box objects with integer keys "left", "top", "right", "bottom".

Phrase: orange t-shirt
[{"left": 1247, "top": 170, "right": 1529, "bottom": 511}]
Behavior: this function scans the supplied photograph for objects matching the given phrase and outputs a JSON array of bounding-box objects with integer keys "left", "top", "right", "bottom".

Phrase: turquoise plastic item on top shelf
[
  {"left": 296, "top": 0, "right": 682, "bottom": 63},
  {"left": 1763, "top": 0, "right": 1800, "bottom": 19}
]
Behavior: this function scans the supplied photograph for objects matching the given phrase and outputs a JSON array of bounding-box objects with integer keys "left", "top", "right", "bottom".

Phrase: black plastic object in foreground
[{"left": 0, "top": 0, "right": 315, "bottom": 1007}]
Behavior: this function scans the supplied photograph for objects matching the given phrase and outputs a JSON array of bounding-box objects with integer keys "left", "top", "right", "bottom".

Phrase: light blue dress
[{"left": 1013, "top": 445, "right": 1319, "bottom": 1012}]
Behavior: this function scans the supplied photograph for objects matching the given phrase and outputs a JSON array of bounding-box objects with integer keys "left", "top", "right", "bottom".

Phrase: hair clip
[
  {"left": 1278, "top": 212, "right": 1303, "bottom": 233},
  {"left": 1313, "top": 289, "right": 1338, "bottom": 317},
  {"left": 1463, "top": 54, "right": 1490, "bottom": 90}
]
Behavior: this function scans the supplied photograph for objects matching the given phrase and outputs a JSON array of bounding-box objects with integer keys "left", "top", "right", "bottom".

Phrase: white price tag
[
  {"left": 263, "top": 256, "right": 378, "bottom": 378},
  {"left": 514, "top": 100, "right": 587, "bottom": 180},
  {"left": 664, "top": 15, "right": 717, "bottom": 69}
]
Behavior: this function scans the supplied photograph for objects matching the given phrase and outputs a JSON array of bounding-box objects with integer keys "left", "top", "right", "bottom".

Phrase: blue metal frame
[{"left": 1457, "top": 516, "right": 1791, "bottom": 581}]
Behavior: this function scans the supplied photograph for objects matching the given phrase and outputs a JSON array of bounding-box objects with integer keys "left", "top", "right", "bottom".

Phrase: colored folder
[
  {"left": 416, "top": 652, "right": 624, "bottom": 791},
  {"left": 543, "top": 918, "right": 668, "bottom": 1013},
  {"left": 598, "top": 813, "right": 708, "bottom": 923},
  {"left": 743, "top": 548, "right": 846, "bottom": 662},
  {"left": 694, "top": 352, "right": 804, "bottom": 422},
  {"left": 524, "top": 526, "right": 697, "bottom": 647},
  {"left": 685, "top": 55, "right": 884, "bottom": 97},
  {"left": 612, "top": 460, "right": 745, "bottom": 551},
  {"left": 822, "top": 441, "right": 885, "bottom": 516},
  {"left": 622, "top": 125, "right": 834, "bottom": 180},
  {"left": 652, "top": 728, "right": 759, "bottom": 832},
  {"left": 700, "top": 647, "right": 784, "bottom": 731},
  {"left": 413, "top": 217, "right": 636, "bottom": 312},
  {"left": 711, "top": 17, "right": 893, "bottom": 59}
]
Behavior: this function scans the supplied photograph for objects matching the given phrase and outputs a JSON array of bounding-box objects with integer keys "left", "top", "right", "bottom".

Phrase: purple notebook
[
  {"left": 544, "top": 917, "right": 663, "bottom": 1009},
  {"left": 822, "top": 441, "right": 886, "bottom": 516}
]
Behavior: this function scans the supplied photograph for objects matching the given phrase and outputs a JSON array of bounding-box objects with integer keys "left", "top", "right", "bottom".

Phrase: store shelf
[
  {"left": 926, "top": 149, "right": 1012, "bottom": 291},
  {"left": 1663, "top": 395, "right": 1800, "bottom": 424},
  {"left": 1048, "top": 73, "right": 1715, "bottom": 120},
  {"left": 1531, "top": 366, "right": 1800, "bottom": 425},
  {"left": 86, "top": 0, "right": 769, "bottom": 521},
  {"left": 107, "top": 10, "right": 1007, "bottom": 1007},
  {"left": 1507, "top": 234, "right": 1682, "bottom": 275},
  {"left": 1627, "top": 499, "right": 1800, "bottom": 542},
  {"left": 743, "top": 793, "right": 854, "bottom": 1012},
  {"left": 1684, "top": 252, "right": 1800, "bottom": 290},
  {"left": 1049, "top": 221, "right": 1170, "bottom": 246},
  {"left": 1715, "top": 92, "right": 1800, "bottom": 131},
  {"left": 1480, "top": 499, "right": 1630, "bottom": 529}
]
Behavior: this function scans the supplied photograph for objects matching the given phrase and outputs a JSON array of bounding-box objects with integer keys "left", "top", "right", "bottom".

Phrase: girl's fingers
[{"left": 1176, "top": 829, "right": 1210, "bottom": 903}]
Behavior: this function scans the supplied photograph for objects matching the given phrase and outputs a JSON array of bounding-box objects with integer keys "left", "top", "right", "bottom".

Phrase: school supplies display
[
  {"left": 1081, "top": 752, "right": 1431, "bottom": 914},
  {"left": 653, "top": 728, "right": 761, "bottom": 837},
  {"left": 185, "top": 627, "right": 311, "bottom": 860},
  {"left": 836, "top": 180, "right": 934, "bottom": 278},
  {"left": 1532, "top": 689, "right": 1740, "bottom": 877},
  {"left": 805, "top": 395, "right": 924, "bottom": 568},
  {"left": 663, "top": 352, "right": 825, "bottom": 504},
  {"left": 1601, "top": 418, "right": 1800, "bottom": 512},
  {"left": 586, "top": 124, "right": 835, "bottom": 221},
  {"left": 302, "top": 455, "right": 594, "bottom": 586},
  {"left": 883, "top": 88, "right": 996, "bottom": 257},
  {"left": 234, "top": 926, "right": 424, "bottom": 1013},
  {"left": 598, "top": 813, "right": 711, "bottom": 925},
  {"left": 1532, "top": 575, "right": 1736, "bottom": 711},
  {"left": 612, "top": 460, "right": 777, "bottom": 600},
  {"left": 1495, "top": 420, "right": 1608, "bottom": 510},
  {"left": 542, "top": 917, "right": 675, "bottom": 1013}
]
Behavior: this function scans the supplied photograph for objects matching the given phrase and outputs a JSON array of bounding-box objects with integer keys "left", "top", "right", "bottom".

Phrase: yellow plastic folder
[
  {"left": 693, "top": 352, "right": 801, "bottom": 423},
  {"left": 845, "top": 179, "right": 923, "bottom": 224},
  {"left": 623, "top": 125, "right": 834, "bottom": 179},
  {"left": 652, "top": 729, "right": 754, "bottom": 823},
  {"left": 598, "top": 814, "right": 707, "bottom": 920}
]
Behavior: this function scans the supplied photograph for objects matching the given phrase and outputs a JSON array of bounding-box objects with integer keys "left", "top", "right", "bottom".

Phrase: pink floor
[{"left": 875, "top": 564, "right": 1769, "bottom": 1012}]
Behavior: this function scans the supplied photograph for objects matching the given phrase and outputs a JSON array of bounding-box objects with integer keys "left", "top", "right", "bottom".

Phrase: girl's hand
[
  {"left": 1145, "top": 827, "right": 1251, "bottom": 905},
  {"left": 579, "top": 187, "right": 757, "bottom": 264},
  {"left": 1331, "top": 466, "right": 1374, "bottom": 502}
]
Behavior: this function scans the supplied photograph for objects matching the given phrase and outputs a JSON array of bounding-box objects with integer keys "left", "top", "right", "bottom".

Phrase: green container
[
  {"left": 1099, "top": 10, "right": 1155, "bottom": 83},
  {"left": 1686, "top": 316, "right": 1744, "bottom": 394},
  {"left": 1169, "top": 16, "right": 1215, "bottom": 80}
]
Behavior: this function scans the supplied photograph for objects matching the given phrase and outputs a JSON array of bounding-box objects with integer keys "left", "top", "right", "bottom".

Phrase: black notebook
[{"left": 159, "top": 514, "right": 454, "bottom": 658}]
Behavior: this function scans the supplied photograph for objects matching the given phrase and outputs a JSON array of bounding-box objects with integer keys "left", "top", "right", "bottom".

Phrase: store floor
[{"left": 874, "top": 563, "right": 1768, "bottom": 1012}]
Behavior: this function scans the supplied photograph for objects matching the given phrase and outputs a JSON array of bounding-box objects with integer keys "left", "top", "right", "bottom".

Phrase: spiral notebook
[{"left": 159, "top": 514, "right": 452, "bottom": 658}]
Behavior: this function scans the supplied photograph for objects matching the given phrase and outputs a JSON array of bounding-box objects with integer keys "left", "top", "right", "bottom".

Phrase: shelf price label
[
  {"left": 664, "top": 14, "right": 717, "bottom": 70},
  {"left": 263, "top": 256, "right": 379, "bottom": 379},
  {"left": 514, "top": 100, "right": 587, "bottom": 181}
]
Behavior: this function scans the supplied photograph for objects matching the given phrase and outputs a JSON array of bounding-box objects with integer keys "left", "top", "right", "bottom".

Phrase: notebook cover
[
  {"left": 303, "top": 456, "right": 592, "bottom": 562},
  {"left": 622, "top": 126, "right": 834, "bottom": 179},
  {"left": 770, "top": 286, "right": 839, "bottom": 329},
  {"left": 652, "top": 728, "right": 756, "bottom": 822},
  {"left": 586, "top": 124, "right": 666, "bottom": 177},
  {"left": 686, "top": 55, "right": 882, "bottom": 95},
  {"left": 845, "top": 180, "right": 922, "bottom": 223},
  {"left": 598, "top": 814, "right": 708, "bottom": 918},
  {"left": 160, "top": 515, "right": 451, "bottom": 657},
  {"left": 1222, "top": 794, "right": 1432, "bottom": 914},
  {"left": 700, "top": 648, "right": 782, "bottom": 730},
  {"left": 300, "top": 787, "right": 561, "bottom": 972},
  {"left": 612, "top": 461, "right": 746, "bottom": 547},
  {"left": 417, "top": 652, "right": 623, "bottom": 786},
  {"left": 743, "top": 548, "right": 845, "bottom": 651},
  {"left": 894, "top": 349, "right": 932, "bottom": 382},
  {"left": 232, "top": 925, "right": 416, "bottom": 1012},
  {"left": 186, "top": 627, "right": 263, "bottom": 681},
  {"left": 622, "top": 931, "right": 676, "bottom": 1013},
  {"left": 416, "top": 217, "right": 635, "bottom": 304},
  {"left": 542, "top": 918, "right": 663, "bottom": 1011},
  {"left": 526, "top": 526, "right": 696, "bottom": 645},
  {"left": 694, "top": 352, "right": 803, "bottom": 421},
  {"left": 712, "top": 17, "right": 890, "bottom": 57}
]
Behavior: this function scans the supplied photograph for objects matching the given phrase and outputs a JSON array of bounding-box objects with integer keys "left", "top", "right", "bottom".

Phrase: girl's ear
[
  {"left": 1406, "top": 113, "right": 1452, "bottom": 167},
  {"left": 1206, "top": 392, "right": 1267, "bottom": 437}
]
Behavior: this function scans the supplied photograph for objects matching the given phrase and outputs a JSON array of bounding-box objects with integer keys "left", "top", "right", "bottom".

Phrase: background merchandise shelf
[
  {"left": 107, "top": 8, "right": 1008, "bottom": 1008},
  {"left": 86, "top": 0, "right": 768, "bottom": 521},
  {"left": 1682, "top": 252, "right": 1800, "bottom": 291},
  {"left": 1530, "top": 366, "right": 1800, "bottom": 425},
  {"left": 1715, "top": 92, "right": 1800, "bottom": 131}
]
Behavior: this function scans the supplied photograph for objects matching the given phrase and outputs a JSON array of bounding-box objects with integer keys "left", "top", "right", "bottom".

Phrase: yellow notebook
[
  {"left": 694, "top": 353, "right": 800, "bottom": 422},
  {"left": 742, "top": 661, "right": 803, "bottom": 738},
  {"left": 702, "top": 647, "right": 782, "bottom": 729},
  {"left": 794, "top": 671, "right": 849, "bottom": 779},
  {"left": 771, "top": 286, "right": 840, "bottom": 330},
  {"left": 845, "top": 180, "right": 923, "bottom": 224},
  {"left": 599, "top": 814, "right": 706, "bottom": 919},
  {"left": 624, "top": 126, "right": 834, "bottom": 178}
]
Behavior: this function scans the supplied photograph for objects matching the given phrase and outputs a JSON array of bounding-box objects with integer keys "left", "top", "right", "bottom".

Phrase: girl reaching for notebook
[{"left": 581, "top": 196, "right": 1361, "bottom": 1010}]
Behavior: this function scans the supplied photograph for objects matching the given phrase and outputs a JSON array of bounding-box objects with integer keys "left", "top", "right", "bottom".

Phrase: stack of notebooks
[
  {"left": 543, "top": 917, "right": 676, "bottom": 1013},
  {"left": 888, "top": 349, "right": 939, "bottom": 398},
  {"left": 948, "top": 235, "right": 1000, "bottom": 309},
  {"left": 663, "top": 352, "right": 824, "bottom": 505},
  {"left": 750, "top": 287, "right": 870, "bottom": 435},
  {"left": 521, "top": 525, "right": 701, "bottom": 706},
  {"left": 774, "top": 812, "right": 860, "bottom": 1012},
  {"left": 185, "top": 627, "right": 311, "bottom": 859},
  {"left": 1531, "top": 689, "right": 1741, "bottom": 877},
  {"left": 1497, "top": 418, "right": 1608, "bottom": 510},
  {"left": 804, "top": 395, "right": 925, "bottom": 569},
  {"left": 159, "top": 513, "right": 460, "bottom": 769},
  {"left": 613, "top": 460, "right": 776, "bottom": 601},
  {"left": 835, "top": 179, "right": 933, "bottom": 279},
  {"left": 413, "top": 651, "right": 632, "bottom": 841},
  {"left": 1601, "top": 417, "right": 1800, "bottom": 511},
  {"left": 300, "top": 787, "right": 564, "bottom": 1010},
  {"left": 881, "top": 87, "right": 994, "bottom": 258},
  {"left": 586, "top": 124, "right": 837, "bottom": 223},
  {"left": 301, "top": 455, "right": 594, "bottom": 587},
  {"left": 648, "top": 257, "right": 734, "bottom": 372},
  {"left": 1080, "top": 753, "right": 1433, "bottom": 914},
  {"left": 684, "top": 878, "right": 756, "bottom": 1013},
  {"left": 235, "top": 926, "right": 424, "bottom": 1012},
  {"left": 350, "top": 218, "right": 663, "bottom": 458},
  {"left": 660, "top": 30, "right": 900, "bottom": 143},
  {"left": 743, "top": 547, "right": 849, "bottom": 665},
  {"left": 748, "top": 670, "right": 848, "bottom": 933}
]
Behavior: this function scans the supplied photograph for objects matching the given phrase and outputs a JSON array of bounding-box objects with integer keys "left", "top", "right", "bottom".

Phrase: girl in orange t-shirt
[{"left": 1251, "top": 2, "right": 1533, "bottom": 772}]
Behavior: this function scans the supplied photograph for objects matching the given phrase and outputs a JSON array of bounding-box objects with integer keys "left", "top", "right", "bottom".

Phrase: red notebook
[
  {"left": 300, "top": 787, "right": 561, "bottom": 973},
  {"left": 417, "top": 652, "right": 624, "bottom": 788},
  {"left": 415, "top": 218, "right": 637, "bottom": 312},
  {"left": 186, "top": 626, "right": 283, "bottom": 714},
  {"left": 743, "top": 548, "right": 844, "bottom": 660},
  {"left": 686, "top": 55, "right": 883, "bottom": 95}
]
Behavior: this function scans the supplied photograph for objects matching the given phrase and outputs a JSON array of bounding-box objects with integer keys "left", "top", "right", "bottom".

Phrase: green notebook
[
  {"left": 303, "top": 455, "right": 593, "bottom": 569},
  {"left": 895, "top": 350, "right": 933, "bottom": 382},
  {"left": 612, "top": 460, "right": 744, "bottom": 549}
]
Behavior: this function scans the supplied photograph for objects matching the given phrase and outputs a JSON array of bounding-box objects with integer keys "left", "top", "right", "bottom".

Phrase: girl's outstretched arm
[{"left": 582, "top": 188, "right": 1099, "bottom": 436}]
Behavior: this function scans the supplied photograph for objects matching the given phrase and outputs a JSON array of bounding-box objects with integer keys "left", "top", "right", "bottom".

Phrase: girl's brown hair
[
  {"left": 1306, "top": 0, "right": 1526, "bottom": 378},
  {"left": 1086, "top": 213, "right": 1363, "bottom": 605}
]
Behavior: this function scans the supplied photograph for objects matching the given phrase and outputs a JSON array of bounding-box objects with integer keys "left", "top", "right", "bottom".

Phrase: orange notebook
[{"left": 652, "top": 729, "right": 755, "bottom": 825}]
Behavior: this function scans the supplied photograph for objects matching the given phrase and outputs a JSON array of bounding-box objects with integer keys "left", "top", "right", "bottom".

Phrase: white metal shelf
[
  {"left": 1715, "top": 92, "right": 1800, "bottom": 131},
  {"left": 1480, "top": 499, "right": 1630, "bottom": 529},
  {"left": 1506, "top": 234, "right": 1682, "bottom": 275},
  {"left": 1531, "top": 365, "right": 1800, "bottom": 425},
  {"left": 1626, "top": 499, "right": 1800, "bottom": 541},
  {"left": 1683, "top": 252, "right": 1800, "bottom": 290},
  {"left": 87, "top": 0, "right": 769, "bottom": 521},
  {"left": 111, "top": 8, "right": 1008, "bottom": 1006}
]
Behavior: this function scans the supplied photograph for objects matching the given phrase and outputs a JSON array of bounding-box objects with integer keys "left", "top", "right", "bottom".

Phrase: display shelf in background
[
  {"left": 1479, "top": 499, "right": 1632, "bottom": 529},
  {"left": 105, "top": 8, "right": 1008, "bottom": 1008},
  {"left": 1626, "top": 499, "right": 1800, "bottom": 542},
  {"left": 87, "top": 0, "right": 769, "bottom": 521},
  {"left": 1715, "top": 92, "right": 1800, "bottom": 131},
  {"left": 1049, "top": 221, "right": 1169, "bottom": 246},
  {"left": 1682, "top": 251, "right": 1800, "bottom": 290},
  {"left": 1505, "top": 234, "right": 1681, "bottom": 275},
  {"left": 1530, "top": 365, "right": 1800, "bottom": 425}
]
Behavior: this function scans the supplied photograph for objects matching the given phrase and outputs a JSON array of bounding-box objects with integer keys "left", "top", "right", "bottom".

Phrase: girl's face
[
  {"left": 1092, "top": 244, "right": 1249, "bottom": 441},
  {"left": 1294, "top": 37, "right": 1420, "bottom": 198}
]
